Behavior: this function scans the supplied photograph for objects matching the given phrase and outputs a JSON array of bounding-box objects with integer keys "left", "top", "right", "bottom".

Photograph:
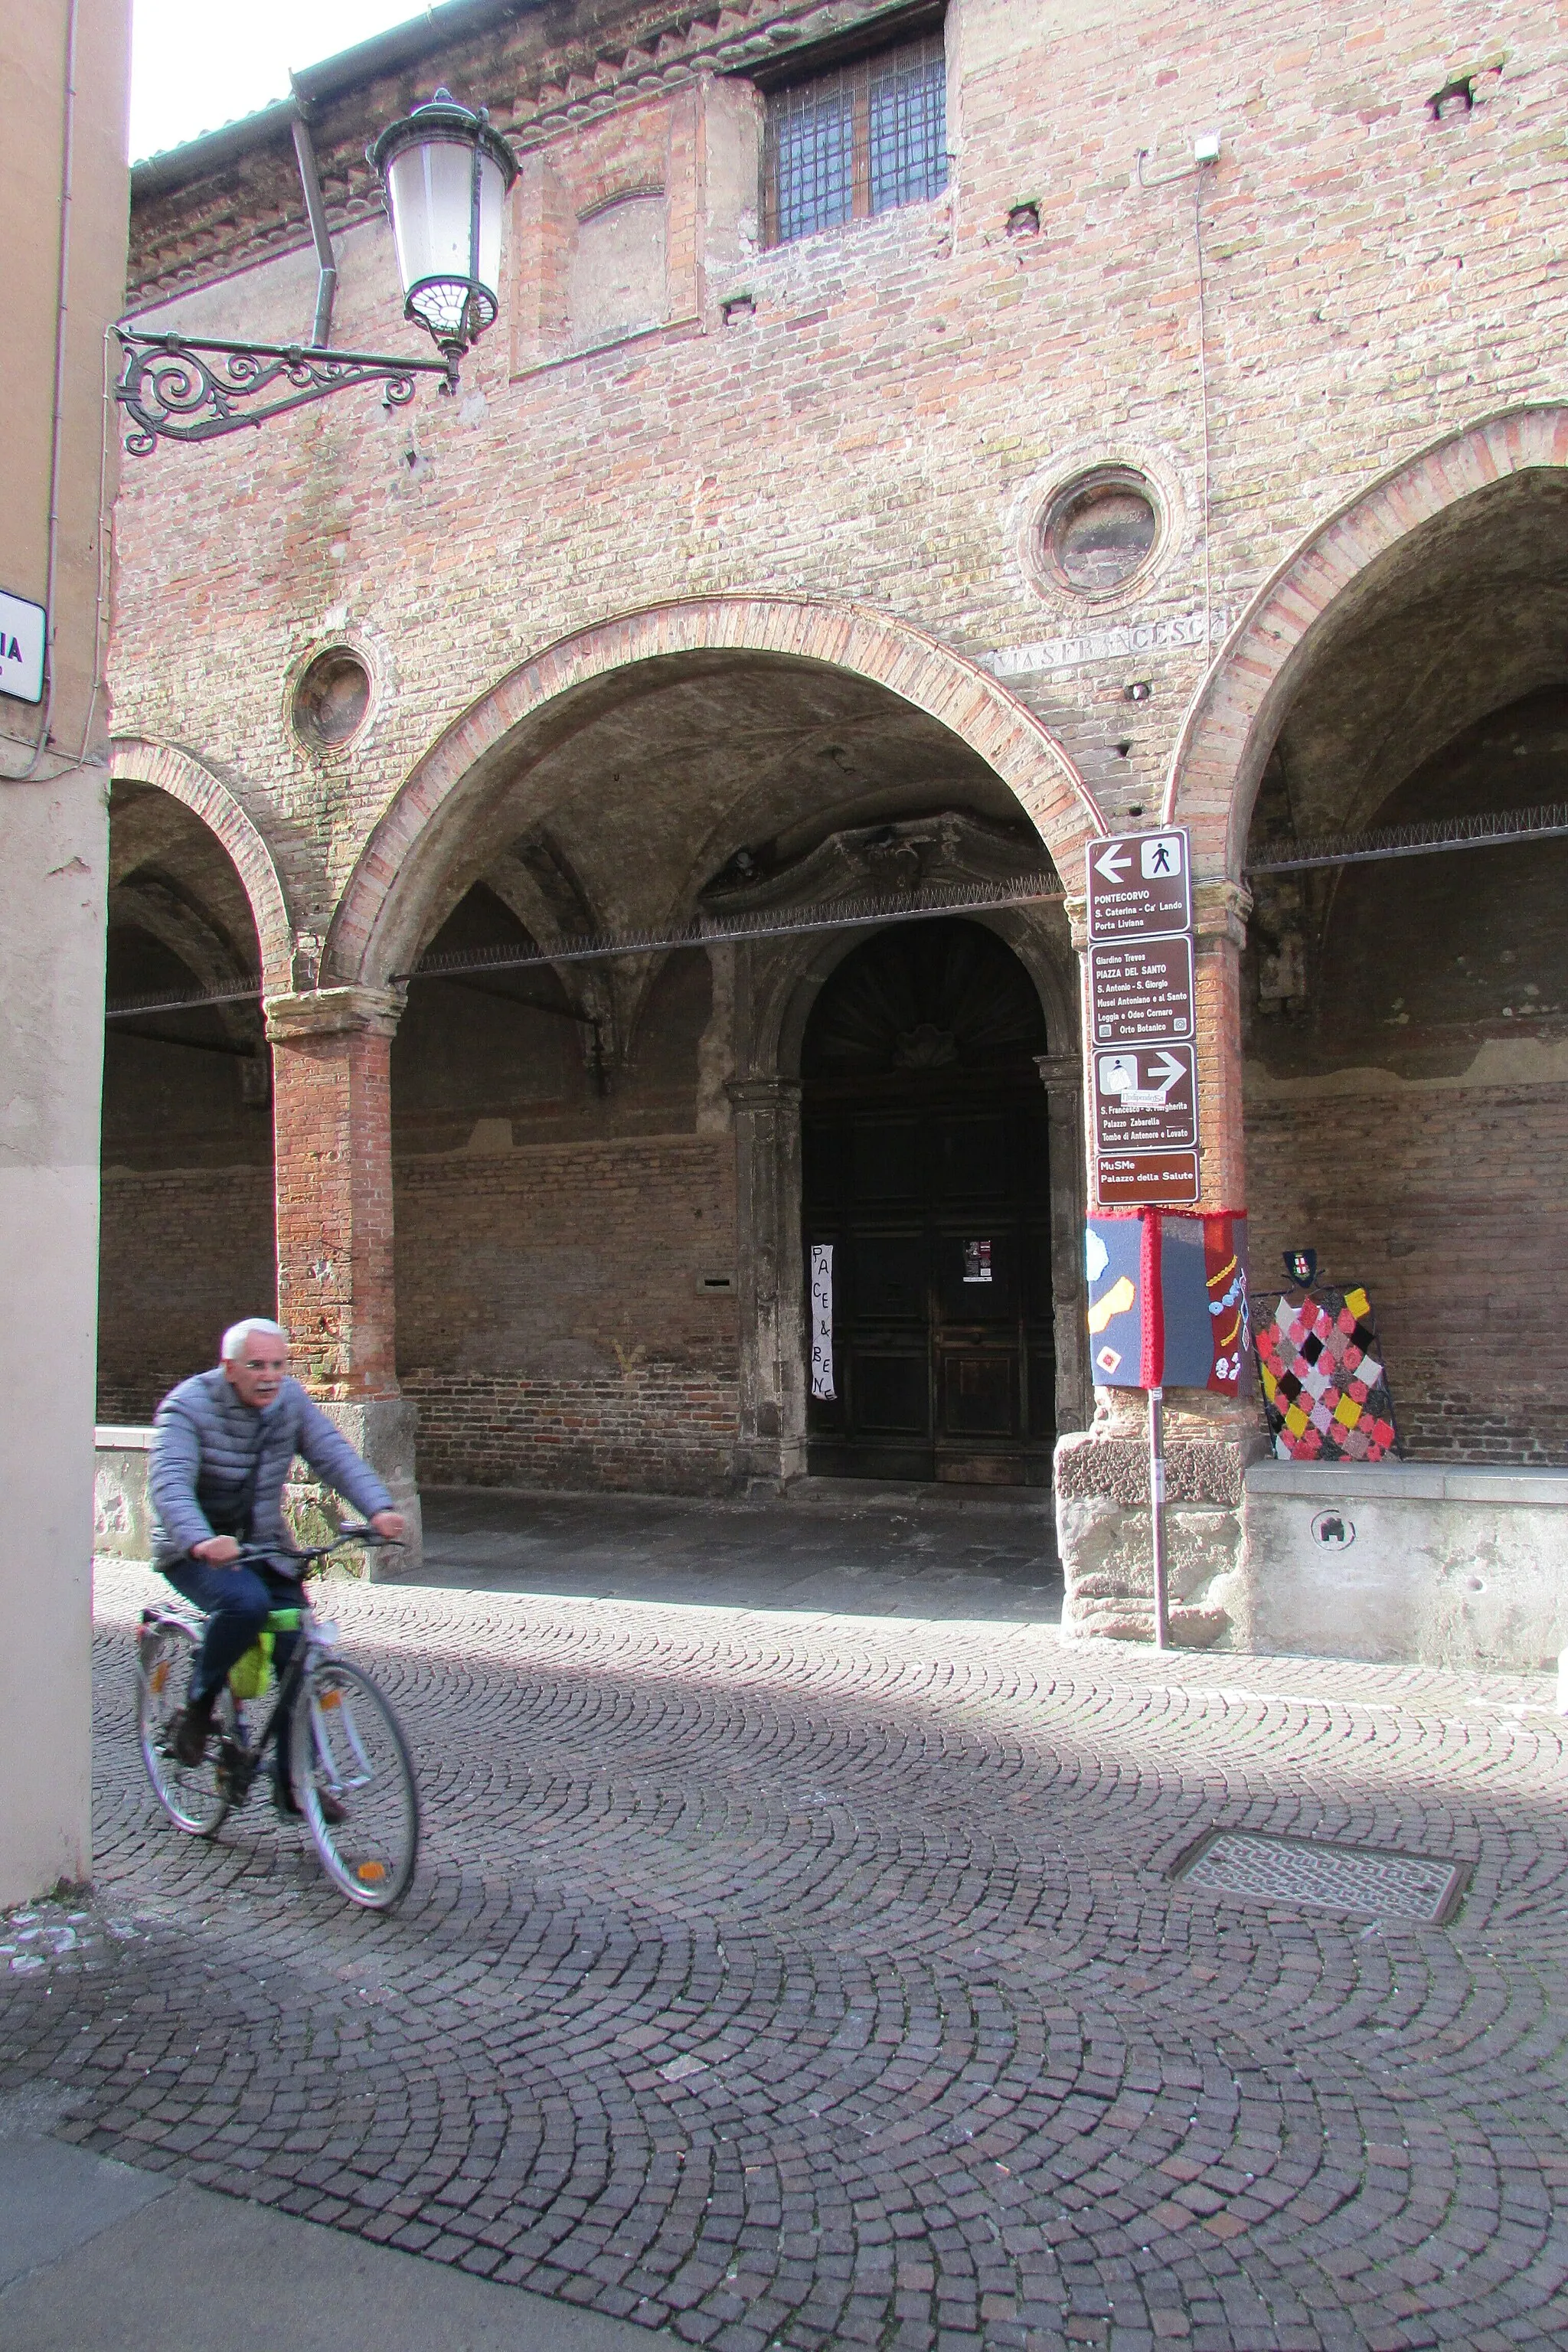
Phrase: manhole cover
[{"left": 1171, "top": 1829, "right": 1471, "bottom": 1924}]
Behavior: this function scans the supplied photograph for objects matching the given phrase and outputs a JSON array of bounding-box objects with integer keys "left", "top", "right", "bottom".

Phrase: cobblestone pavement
[{"left": 5, "top": 1559, "right": 1567, "bottom": 2352}]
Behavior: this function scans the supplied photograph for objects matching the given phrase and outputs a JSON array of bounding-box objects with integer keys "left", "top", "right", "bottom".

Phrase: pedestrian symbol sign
[{"left": 1086, "top": 828, "right": 1191, "bottom": 940}]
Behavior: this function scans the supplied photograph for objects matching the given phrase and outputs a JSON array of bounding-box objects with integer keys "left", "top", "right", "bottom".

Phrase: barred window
[{"left": 764, "top": 31, "right": 948, "bottom": 247}]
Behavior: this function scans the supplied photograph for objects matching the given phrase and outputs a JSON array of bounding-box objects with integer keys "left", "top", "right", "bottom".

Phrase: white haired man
[{"left": 149, "top": 1318, "right": 405, "bottom": 1808}]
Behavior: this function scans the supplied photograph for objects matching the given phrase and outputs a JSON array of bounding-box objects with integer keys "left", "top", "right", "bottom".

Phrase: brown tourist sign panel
[
  {"left": 1096, "top": 1148, "right": 1201, "bottom": 1206},
  {"left": 1093, "top": 1044, "right": 1197, "bottom": 1153},
  {"left": 1086, "top": 934, "right": 1196, "bottom": 1047},
  {"left": 1086, "top": 828, "right": 1191, "bottom": 941}
]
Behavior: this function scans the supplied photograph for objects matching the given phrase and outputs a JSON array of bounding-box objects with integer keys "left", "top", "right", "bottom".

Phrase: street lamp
[
  {"left": 371, "top": 90, "right": 516, "bottom": 366},
  {"left": 114, "top": 90, "right": 518, "bottom": 455}
]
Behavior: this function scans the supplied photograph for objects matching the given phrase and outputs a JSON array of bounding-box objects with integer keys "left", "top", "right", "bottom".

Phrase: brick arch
[
  {"left": 109, "top": 736, "right": 295, "bottom": 988},
  {"left": 325, "top": 596, "right": 1106, "bottom": 987},
  {"left": 1163, "top": 406, "right": 1568, "bottom": 877}
]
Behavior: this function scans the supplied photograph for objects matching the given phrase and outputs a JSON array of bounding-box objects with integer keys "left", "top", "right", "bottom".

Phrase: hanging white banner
[{"left": 809, "top": 1243, "right": 835, "bottom": 1400}]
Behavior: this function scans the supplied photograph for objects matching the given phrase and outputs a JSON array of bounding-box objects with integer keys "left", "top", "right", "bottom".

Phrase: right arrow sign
[{"left": 1093, "top": 1043, "right": 1198, "bottom": 1152}]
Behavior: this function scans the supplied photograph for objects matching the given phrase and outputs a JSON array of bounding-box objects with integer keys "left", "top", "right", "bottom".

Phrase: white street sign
[{"left": 0, "top": 589, "right": 46, "bottom": 705}]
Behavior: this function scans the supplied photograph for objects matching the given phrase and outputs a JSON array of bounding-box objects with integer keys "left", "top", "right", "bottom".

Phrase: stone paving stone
[{"left": 2, "top": 1562, "right": 1566, "bottom": 2350}]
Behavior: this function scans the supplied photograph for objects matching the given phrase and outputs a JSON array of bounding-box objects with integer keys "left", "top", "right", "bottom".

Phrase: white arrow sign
[
  {"left": 1093, "top": 844, "right": 1134, "bottom": 884},
  {"left": 1138, "top": 1049, "right": 1188, "bottom": 1105}
]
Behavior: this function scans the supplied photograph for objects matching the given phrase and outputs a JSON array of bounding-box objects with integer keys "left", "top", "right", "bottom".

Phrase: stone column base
[
  {"left": 284, "top": 1396, "right": 422, "bottom": 1579},
  {"left": 1054, "top": 1429, "right": 1259, "bottom": 1648}
]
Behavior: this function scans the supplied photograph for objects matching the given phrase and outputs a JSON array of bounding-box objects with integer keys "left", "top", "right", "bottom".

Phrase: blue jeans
[{"left": 161, "top": 1557, "right": 303, "bottom": 1792}]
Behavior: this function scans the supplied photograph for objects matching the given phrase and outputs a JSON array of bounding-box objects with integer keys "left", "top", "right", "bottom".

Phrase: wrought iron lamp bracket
[{"left": 113, "top": 327, "right": 459, "bottom": 456}]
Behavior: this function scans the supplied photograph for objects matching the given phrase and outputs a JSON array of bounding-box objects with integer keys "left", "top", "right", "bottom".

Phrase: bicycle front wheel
[
  {"left": 136, "top": 1617, "right": 237, "bottom": 1838},
  {"left": 292, "top": 1658, "right": 420, "bottom": 1909}
]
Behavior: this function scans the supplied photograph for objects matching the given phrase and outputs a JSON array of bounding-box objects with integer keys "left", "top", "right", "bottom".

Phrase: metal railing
[{"left": 1245, "top": 799, "right": 1568, "bottom": 876}]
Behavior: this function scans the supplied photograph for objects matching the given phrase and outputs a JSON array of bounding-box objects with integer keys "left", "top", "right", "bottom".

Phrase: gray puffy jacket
[{"left": 149, "top": 1369, "right": 394, "bottom": 1576}]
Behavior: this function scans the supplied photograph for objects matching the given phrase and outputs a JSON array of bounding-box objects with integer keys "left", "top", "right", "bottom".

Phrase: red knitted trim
[{"left": 1139, "top": 1207, "right": 1165, "bottom": 1388}]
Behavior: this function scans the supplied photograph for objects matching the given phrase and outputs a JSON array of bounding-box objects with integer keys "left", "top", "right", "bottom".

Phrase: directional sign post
[{"left": 1084, "top": 826, "right": 1201, "bottom": 1645}]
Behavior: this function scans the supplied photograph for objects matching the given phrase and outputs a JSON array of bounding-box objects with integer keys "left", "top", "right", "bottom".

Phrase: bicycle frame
[{"left": 214, "top": 1608, "right": 320, "bottom": 1805}]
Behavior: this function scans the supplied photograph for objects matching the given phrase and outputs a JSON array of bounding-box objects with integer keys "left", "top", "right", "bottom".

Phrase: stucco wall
[{"left": 2, "top": 0, "right": 130, "bottom": 1904}]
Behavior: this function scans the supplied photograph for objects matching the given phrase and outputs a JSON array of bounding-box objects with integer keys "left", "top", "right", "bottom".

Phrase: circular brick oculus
[
  {"left": 293, "top": 648, "right": 371, "bottom": 750},
  {"left": 1038, "top": 468, "right": 1160, "bottom": 598}
]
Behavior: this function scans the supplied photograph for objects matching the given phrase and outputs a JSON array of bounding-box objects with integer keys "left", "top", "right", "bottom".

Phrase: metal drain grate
[{"left": 1171, "top": 1829, "right": 1471, "bottom": 1925}]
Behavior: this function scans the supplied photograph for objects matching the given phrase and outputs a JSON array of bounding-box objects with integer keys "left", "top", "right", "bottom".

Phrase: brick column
[
  {"left": 1053, "top": 884, "right": 1262, "bottom": 1648},
  {"left": 263, "top": 986, "right": 420, "bottom": 1573},
  {"left": 727, "top": 1076, "right": 806, "bottom": 1490},
  {"left": 1191, "top": 880, "right": 1251, "bottom": 1214}
]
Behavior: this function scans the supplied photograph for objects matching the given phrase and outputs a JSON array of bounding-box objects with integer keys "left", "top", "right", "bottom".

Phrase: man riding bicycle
[{"left": 150, "top": 1318, "right": 405, "bottom": 1811}]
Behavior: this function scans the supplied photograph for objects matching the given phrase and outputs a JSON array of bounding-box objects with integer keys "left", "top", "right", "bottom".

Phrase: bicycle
[{"left": 136, "top": 1527, "right": 420, "bottom": 1911}]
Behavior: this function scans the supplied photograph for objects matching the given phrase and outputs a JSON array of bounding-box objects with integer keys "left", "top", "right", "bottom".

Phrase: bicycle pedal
[{"left": 214, "top": 1745, "right": 255, "bottom": 1805}]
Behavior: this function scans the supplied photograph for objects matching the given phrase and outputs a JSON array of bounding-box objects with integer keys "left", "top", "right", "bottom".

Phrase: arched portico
[
  {"left": 109, "top": 736, "right": 295, "bottom": 988},
  {"left": 102, "top": 737, "right": 417, "bottom": 1550},
  {"left": 1164, "top": 407, "right": 1568, "bottom": 874},
  {"left": 325, "top": 596, "right": 1104, "bottom": 989},
  {"left": 1060, "top": 408, "right": 1568, "bottom": 1645},
  {"left": 319, "top": 610, "right": 1093, "bottom": 1499},
  {"left": 1217, "top": 420, "right": 1568, "bottom": 1474},
  {"left": 99, "top": 751, "right": 282, "bottom": 1418}
]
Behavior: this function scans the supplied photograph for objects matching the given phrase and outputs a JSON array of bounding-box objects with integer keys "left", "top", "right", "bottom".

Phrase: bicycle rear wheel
[
  {"left": 136, "top": 1617, "right": 237, "bottom": 1838},
  {"left": 291, "top": 1658, "right": 420, "bottom": 1909}
]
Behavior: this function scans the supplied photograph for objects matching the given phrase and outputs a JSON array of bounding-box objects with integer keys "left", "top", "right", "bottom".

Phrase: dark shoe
[
  {"left": 275, "top": 1782, "right": 347, "bottom": 1827},
  {"left": 171, "top": 1698, "right": 215, "bottom": 1768}
]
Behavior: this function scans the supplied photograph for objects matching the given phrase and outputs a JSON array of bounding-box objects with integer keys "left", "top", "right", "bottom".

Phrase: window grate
[
  {"left": 773, "top": 78, "right": 856, "bottom": 244},
  {"left": 765, "top": 33, "right": 947, "bottom": 247}
]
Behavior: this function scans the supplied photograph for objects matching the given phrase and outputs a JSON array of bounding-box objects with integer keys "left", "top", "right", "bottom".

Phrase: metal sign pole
[{"left": 1148, "top": 1383, "right": 1168, "bottom": 1650}]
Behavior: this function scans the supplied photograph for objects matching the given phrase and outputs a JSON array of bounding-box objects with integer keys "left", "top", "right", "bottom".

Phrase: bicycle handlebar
[{"left": 229, "top": 1526, "right": 403, "bottom": 1570}]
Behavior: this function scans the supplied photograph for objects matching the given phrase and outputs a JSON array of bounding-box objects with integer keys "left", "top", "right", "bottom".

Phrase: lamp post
[{"left": 114, "top": 90, "right": 518, "bottom": 455}]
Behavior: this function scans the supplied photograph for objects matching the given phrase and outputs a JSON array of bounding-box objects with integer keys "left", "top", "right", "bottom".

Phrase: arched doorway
[
  {"left": 802, "top": 919, "right": 1054, "bottom": 1485},
  {"left": 100, "top": 779, "right": 276, "bottom": 1416}
]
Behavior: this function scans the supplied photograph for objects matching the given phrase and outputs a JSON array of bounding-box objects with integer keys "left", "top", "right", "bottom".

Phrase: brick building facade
[{"left": 103, "top": 0, "right": 1568, "bottom": 1632}]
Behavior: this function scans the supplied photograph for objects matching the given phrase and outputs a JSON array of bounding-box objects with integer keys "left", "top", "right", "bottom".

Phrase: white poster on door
[{"left": 809, "top": 1243, "right": 835, "bottom": 1400}]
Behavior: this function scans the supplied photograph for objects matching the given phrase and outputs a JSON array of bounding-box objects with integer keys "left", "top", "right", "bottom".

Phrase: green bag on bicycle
[
  {"left": 227, "top": 1607, "right": 302, "bottom": 1700},
  {"left": 227, "top": 1630, "right": 273, "bottom": 1700}
]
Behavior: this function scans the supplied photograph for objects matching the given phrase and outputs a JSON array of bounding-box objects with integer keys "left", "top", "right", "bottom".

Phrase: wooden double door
[{"left": 803, "top": 1089, "right": 1056, "bottom": 1484}]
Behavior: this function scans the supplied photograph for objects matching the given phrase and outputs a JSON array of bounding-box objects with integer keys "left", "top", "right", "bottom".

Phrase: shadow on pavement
[{"left": 407, "top": 1480, "right": 1063, "bottom": 1624}]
